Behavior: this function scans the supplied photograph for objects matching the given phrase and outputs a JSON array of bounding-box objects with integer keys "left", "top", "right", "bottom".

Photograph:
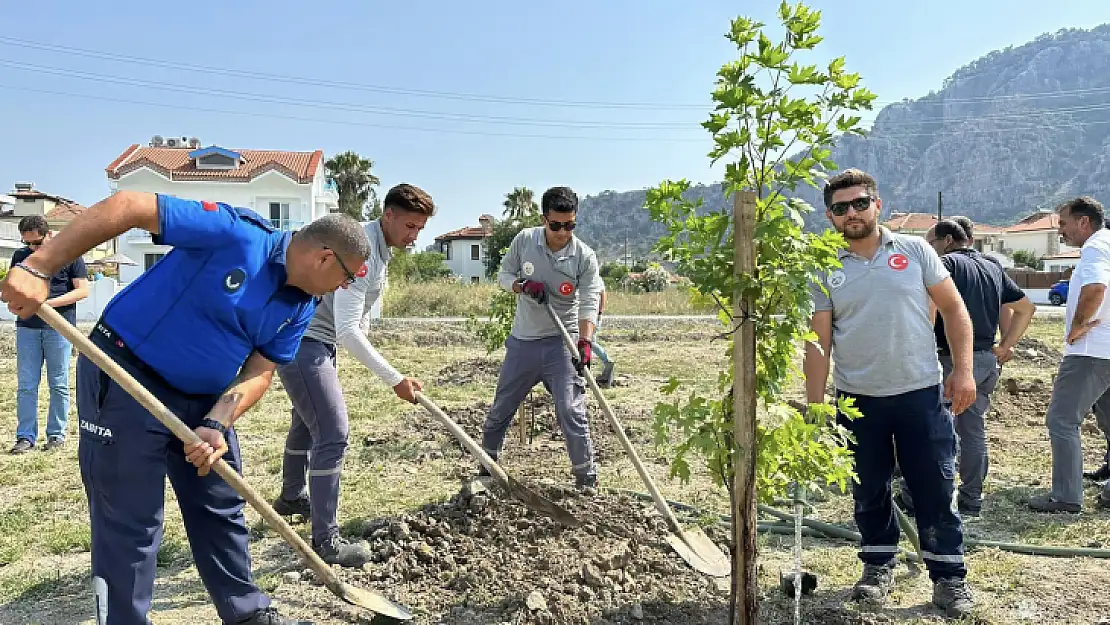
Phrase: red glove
[
  {"left": 519, "top": 280, "right": 546, "bottom": 303},
  {"left": 575, "top": 338, "right": 592, "bottom": 373}
]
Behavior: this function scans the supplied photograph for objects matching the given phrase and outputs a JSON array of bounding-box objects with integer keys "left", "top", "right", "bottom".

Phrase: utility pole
[{"left": 937, "top": 191, "right": 943, "bottom": 220}]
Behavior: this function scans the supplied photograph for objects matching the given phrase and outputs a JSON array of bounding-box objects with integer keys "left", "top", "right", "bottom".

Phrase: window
[
  {"left": 471, "top": 244, "right": 480, "bottom": 260},
  {"left": 444, "top": 243, "right": 452, "bottom": 260},
  {"left": 144, "top": 253, "right": 165, "bottom": 270},
  {"left": 196, "top": 153, "right": 238, "bottom": 169},
  {"left": 269, "top": 202, "right": 291, "bottom": 230},
  {"left": 471, "top": 276, "right": 480, "bottom": 284}
]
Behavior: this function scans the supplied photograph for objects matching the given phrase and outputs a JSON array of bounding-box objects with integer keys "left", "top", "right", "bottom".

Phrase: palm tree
[
  {"left": 325, "top": 150, "right": 381, "bottom": 221},
  {"left": 502, "top": 186, "right": 538, "bottom": 222}
]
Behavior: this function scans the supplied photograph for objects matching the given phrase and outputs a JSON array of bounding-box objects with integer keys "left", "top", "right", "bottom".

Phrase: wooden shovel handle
[
  {"left": 414, "top": 391, "right": 512, "bottom": 486},
  {"left": 33, "top": 304, "right": 346, "bottom": 594}
]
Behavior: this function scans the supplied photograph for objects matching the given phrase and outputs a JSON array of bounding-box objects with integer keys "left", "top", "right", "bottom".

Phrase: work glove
[
  {"left": 573, "top": 338, "right": 592, "bottom": 374},
  {"left": 519, "top": 279, "right": 546, "bottom": 303}
]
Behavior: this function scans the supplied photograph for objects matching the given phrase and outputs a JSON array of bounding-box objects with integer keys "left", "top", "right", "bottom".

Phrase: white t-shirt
[{"left": 1064, "top": 228, "right": 1110, "bottom": 359}]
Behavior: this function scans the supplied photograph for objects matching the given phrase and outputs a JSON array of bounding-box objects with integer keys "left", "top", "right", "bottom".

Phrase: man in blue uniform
[{"left": 0, "top": 190, "right": 370, "bottom": 625}]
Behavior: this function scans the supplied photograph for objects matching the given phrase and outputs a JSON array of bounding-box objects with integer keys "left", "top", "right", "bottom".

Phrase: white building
[
  {"left": 434, "top": 214, "right": 493, "bottom": 283},
  {"left": 105, "top": 136, "right": 339, "bottom": 283},
  {"left": 1042, "top": 249, "right": 1081, "bottom": 273},
  {"left": 999, "top": 210, "right": 1076, "bottom": 259}
]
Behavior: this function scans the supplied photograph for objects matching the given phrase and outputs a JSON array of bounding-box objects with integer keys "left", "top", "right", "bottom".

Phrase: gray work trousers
[
  {"left": 481, "top": 335, "right": 597, "bottom": 480},
  {"left": 899, "top": 350, "right": 999, "bottom": 510},
  {"left": 276, "top": 338, "right": 349, "bottom": 544},
  {"left": 1045, "top": 355, "right": 1110, "bottom": 505}
]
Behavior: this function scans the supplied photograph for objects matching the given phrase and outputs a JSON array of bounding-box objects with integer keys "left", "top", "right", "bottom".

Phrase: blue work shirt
[{"left": 101, "top": 194, "right": 318, "bottom": 395}]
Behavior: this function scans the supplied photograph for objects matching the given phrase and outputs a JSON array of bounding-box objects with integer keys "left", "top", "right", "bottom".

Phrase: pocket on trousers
[
  {"left": 926, "top": 398, "right": 958, "bottom": 480},
  {"left": 78, "top": 370, "right": 120, "bottom": 495}
]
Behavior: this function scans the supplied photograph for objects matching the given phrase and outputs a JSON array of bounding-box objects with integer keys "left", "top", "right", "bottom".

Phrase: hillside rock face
[{"left": 576, "top": 25, "right": 1110, "bottom": 259}]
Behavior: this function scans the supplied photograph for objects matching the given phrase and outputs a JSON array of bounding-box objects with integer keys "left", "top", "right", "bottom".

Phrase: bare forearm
[
  {"left": 46, "top": 286, "right": 88, "bottom": 308},
  {"left": 803, "top": 346, "right": 830, "bottom": 404},
  {"left": 206, "top": 354, "right": 275, "bottom": 427},
  {"left": 578, "top": 319, "right": 596, "bottom": 341},
  {"left": 998, "top": 307, "right": 1014, "bottom": 340},
  {"left": 998, "top": 300, "right": 1035, "bottom": 350},
  {"left": 1071, "top": 285, "right": 1107, "bottom": 328},
  {"left": 24, "top": 191, "right": 159, "bottom": 275},
  {"left": 941, "top": 304, "right": 975, "bottom": 372}
]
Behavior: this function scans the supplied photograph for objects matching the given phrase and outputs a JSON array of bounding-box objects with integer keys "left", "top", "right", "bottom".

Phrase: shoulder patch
[
  {"left": 232, "top": 207, "right": 277, "bottom": 232},
  {"left": 202, "top": 200, "right": 218, "bottom": 212}
]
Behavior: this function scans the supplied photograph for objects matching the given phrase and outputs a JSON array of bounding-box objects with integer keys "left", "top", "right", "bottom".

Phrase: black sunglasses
[
  {"left": 323, "top": 246, "right": 356, "bottom": 286},
  {"left": 23, "top": 238, "right": 45, "bottom": 247},
  {"left": 828, "top": 196, "right": 875, "bottom": 216},
  {"left": 547, "top": 220, "right": 576, "bottom": 232}
]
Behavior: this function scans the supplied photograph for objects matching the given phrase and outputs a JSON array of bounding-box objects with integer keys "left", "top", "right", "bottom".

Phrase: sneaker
[
  {"left": 851, "top": 563, "right": 895, "bottom": 603},
  {"left": 1027, "top": 493, "right": 1081, "bottom": 514},
  {"left": 1084, "top": 463, "right": 1110, "bottom": 482},
  {"left": 9, "top": 439, "right": 33, "bottom": 454},
  {"left": 44, "top": 436, "right": 65, "bottom": 451},
  {"left": 272, "top": 495, "right": 311, "bottom": 518},
  {"left": 313, "top": 534, "right": 372, "bottom": 569},
  {"left": 236, "top": 606, "right": 312, "bottom": 625},
  {"left": 932, "top": 577, "right": 974, "bottom": 618},
  {"left": 575, "top": 473, "right": 598, "bottom": 497}
]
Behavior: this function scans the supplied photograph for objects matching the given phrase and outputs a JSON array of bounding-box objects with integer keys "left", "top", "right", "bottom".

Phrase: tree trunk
[{"left": 731, "top": 190, "right": 759, "bottom": 625}]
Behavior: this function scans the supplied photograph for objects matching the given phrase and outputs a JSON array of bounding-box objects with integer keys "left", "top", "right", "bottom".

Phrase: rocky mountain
[{"left": 576, "top": 24, "right": 1110, "bottom": 260}]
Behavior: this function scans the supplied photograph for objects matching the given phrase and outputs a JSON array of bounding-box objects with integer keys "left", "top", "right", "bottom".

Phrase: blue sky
[{"left": 3, "top": 0, "right": 1110, "bottom": 249}]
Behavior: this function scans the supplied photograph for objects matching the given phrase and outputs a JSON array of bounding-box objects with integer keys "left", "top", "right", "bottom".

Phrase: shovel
[
  {"left": 544, "top": 301, "right": 731, "bottom": 578},
  {"left": 413, "top": 391, "right": 580, "bottom": 526},
  {"left": 33, "top": 304, "right": 413, "bottom": 621}
]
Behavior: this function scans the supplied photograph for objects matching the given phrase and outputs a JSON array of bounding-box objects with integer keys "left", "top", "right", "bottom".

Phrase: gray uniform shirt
[
  {"left": 497, "top": 227, "right": 603, "bottom": 340},
  {"left": 810, "top": 226, "right": 950, "bottom": 397}
]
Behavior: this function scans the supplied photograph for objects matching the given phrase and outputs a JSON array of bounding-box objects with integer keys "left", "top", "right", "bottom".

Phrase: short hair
[
  {"left": 951, "top": 216, "right": 974, "bottom": 240},
  {"left": 296, "top": 213, "right": 371, "bottom": 259},
  {"left": 823, "top": 168, "right": 878, "bottom": 208},
  {"left": 1057, "top": 196, "right": 1105, "bottom": 231},
  {"left": 18, "top": 215, "right": 49, "bottom": 236},
  {"left": 384, "top": 183, "right": 436, "bottom": 217},
  {"left": 541, "top": 186, "right": 578, "bottom": 215},
  {"left": 935, "top": 218, "right": 970, "bottom": 244}
]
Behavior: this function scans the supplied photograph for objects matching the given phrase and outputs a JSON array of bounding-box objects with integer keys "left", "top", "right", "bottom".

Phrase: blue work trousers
[
  {"left": 76, "top": 331, "right": 268, "bottom": 625},
  {"left": 837, "top": 384, "right": 967, "bottom": 581}
]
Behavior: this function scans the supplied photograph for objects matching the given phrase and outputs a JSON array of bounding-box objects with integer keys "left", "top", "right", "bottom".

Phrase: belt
[{"left": 89, "top": 319, "right": 209, "bottom": 401}]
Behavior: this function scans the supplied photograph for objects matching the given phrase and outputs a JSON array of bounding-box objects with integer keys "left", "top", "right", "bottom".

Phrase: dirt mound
[
  {"left": 1013, "top": 337, "right": 1063, "bottom": 367},
  {"left": 435, "top": 357, "right": 503, "bottom": 386},
  {"left": 309, "top": 485, "right": 731, "bottom": 624}
]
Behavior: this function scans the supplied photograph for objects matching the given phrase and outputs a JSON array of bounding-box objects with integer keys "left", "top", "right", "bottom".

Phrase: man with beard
[
  {"left": 803, "top": 169, "right": 978, "bottom": 618},
  {"left": 1030, "top": 196, "right": 1110, "bottom": 513}
]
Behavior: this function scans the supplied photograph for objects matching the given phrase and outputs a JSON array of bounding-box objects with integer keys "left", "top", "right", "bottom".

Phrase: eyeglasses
[
  {"left": 324, "top": 247, "right": 356, "bottom": 286},
  {"left": 828, "top": 196, "right": 875, "bottom": 216},
  {"left": 547, "top": 220, "right": 576, "bottom": 232},
  {"left": 22, "top": 238, "right": 44, "bottom": 247}
]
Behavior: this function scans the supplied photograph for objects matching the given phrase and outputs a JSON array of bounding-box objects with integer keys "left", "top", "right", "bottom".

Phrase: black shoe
[
  {"left": 272, "top": 495, "right": 311, "bottom": 518},
  {"left": 958, "top": 501, "right": 981, "bottom": 517},
  {"left": 575, "top": 473, "right": 598, "bottom": 496},
  {"left": 9, "top": 438, "right": 32, "bottom": 454},
  {"left": 237, "top": 606, "right": 312, "bottom": 625},
  {"left": 851, "top": 563, "right": 895, "bottom": 603},
  {"left": 44, "top": 436, "right": 65, "bottom": 451},
  {"left": 1084, "top": 464, "right": 1110, "bottom": 482},
  {"left": 314, "top": 534, "right": 372, "bottom": 568},
  {"left": 596, "top": 362, "right": 615, "bottom": 386}
]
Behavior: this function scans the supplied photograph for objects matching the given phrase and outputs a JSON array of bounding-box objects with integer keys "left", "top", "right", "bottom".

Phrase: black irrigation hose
[{"left": 609, "top": 488, "right": 1110, "bottom": 560}]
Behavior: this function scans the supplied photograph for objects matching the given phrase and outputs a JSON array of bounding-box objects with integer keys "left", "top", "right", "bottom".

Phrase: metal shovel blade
[
  {"left": 332, "top": 581, "right": 414, "bottom": 621},
  {"left": 503, "top": 472, "right": 582, "bottom": 527},
  {"left": 665, "top": 527, "right": 731, "bottom": 578}
]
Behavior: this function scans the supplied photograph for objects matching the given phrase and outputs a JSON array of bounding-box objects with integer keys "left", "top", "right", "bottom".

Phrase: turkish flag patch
[
  {"left": 558, "top": 281, "right": 574, "bottom": 296},
  {"left": 356, "top": 264, "right": 368, "bottom": 278},
  {"left": 887, "top": 253, "right": 909, "bottom": 271},
  {"left": 202, "top": 201, "right": 218, "bottom": 212}
]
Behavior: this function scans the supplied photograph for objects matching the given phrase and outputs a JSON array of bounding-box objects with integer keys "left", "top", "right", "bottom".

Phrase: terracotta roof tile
[
  {"left": 882, "top": 212, "right": 937, "bottom": 231},
  {"left": 105, "top": 145, "right": 323, "bottom": 183},
  {"left": 435, "top": 226, "right": 489, "bottom": 241},
  {"left": 45, "top": 200, "right": 86, "bottom": 222},
  {"left": 1004, "top": 212, "right": 1059, "bottom": 233}
]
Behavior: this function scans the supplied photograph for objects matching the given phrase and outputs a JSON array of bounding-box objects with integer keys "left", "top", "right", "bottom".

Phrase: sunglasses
[
  {"left": 23, "top": 238, "right": 45, "bottom": 247},
  {"left": 547, "top": 220, "right": 576, "bottom": 232},
  {"left": 324, "top": 247, "right": 357, "bottom": 286},
  {"left": 828, "top": 196, "right": 875, "bottom": 216}
]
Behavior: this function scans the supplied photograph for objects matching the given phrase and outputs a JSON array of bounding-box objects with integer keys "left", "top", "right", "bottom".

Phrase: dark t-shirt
[
  {"left": 11, "top": 247, "right": 88, "bottom": 328},
  {"left": 935, "top": 249, "right": 1025, "bottom": 353}
]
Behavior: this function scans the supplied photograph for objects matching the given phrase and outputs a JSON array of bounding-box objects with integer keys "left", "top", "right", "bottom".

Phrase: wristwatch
[{"left": 200, "top": 418, "right": 228, "bottom": 435}]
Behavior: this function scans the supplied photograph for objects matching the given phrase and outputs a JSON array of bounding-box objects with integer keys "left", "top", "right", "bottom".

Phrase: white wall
[
  {"left": 111, "top": 168, "right": 324, "bottom": 283},
  {"left": 441, "top": 238, "right": 487, "bottom": 283},
  {"left": 1002, "top": 230, "right": 1077, "bottom": 258},
  {"left": 0, "top": 276, "right": 122, "bottom": 321}
]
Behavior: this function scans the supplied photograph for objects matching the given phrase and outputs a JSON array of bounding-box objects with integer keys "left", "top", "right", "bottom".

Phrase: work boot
[
  {"left": 1084, "top": 463, "right": 1110, "bottom": 482},
  {"left": 236, "top": 606, "right": 312, "bottom": 624},
  {"left": 9, "top": 438, "right": 32, "bottom": 454},
  {"left": 272, "top": 495, "right": 311, "bottom": 518},
  {"left": 1027, "top": 493, "right": 1081, "bottom": 514},
  {"left": 314, "top": 534, "right": 372, "bottom": 569},
  {"left": 575, "top": 473, "right": 598, "bottom": 497},
  {"left": 596, "top": 361, "right": 615, "bottom": 387},
  {"left": 851, "top": 563, "right": 894, "bottom": 603},
  {"left": 932, "top": 577, "right": 974, "bottom": 618},
  {"left": 44, "top": 436, "right": 65, "bottom": 451}
]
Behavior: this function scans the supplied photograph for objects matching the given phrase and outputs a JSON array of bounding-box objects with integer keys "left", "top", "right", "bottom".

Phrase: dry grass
[{"left": 0, "top": 317, "right": 1107, "bottom": 624}]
